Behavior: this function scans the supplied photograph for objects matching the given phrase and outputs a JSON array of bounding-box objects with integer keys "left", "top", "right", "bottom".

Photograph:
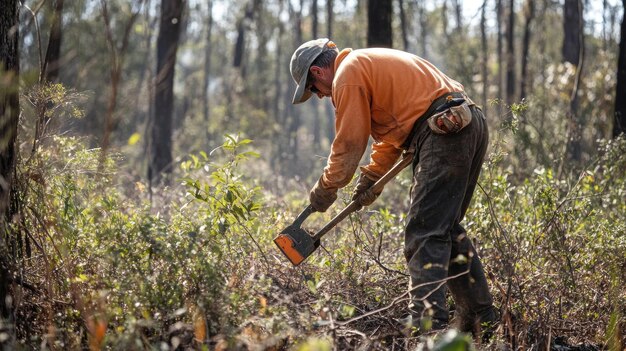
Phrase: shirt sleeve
[
  {"left": 360, "top": 141, "right": 402, "bottom": 180},
  {"left": 319, "top": 84, "right": 371, "bottom": 191}
]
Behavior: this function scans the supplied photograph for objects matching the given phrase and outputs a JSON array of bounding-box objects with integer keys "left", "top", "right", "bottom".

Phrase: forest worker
[{"left": 289, "top": 38, "right": 498, "bottom": 338}]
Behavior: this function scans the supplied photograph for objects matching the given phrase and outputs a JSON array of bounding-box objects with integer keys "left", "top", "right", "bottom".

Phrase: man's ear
[{"left": 310, "top": 65, "right": 323, "bottom": 78}]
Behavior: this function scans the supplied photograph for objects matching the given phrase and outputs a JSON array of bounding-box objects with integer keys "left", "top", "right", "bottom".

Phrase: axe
[{"left": 274, "top": 151, "right": 413, "bottom": 266}]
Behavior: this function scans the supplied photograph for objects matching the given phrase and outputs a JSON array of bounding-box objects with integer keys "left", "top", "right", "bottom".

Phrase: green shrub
[
  {"left": 468, "top": 136, "right": 626, "bottom": 347},
  {"left": 10, "top": 132, "right": 282, "bottom": 349}
]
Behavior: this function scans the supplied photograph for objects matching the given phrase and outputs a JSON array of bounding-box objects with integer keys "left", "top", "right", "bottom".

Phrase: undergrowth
[{"left": 2, "top": 87, "right": 625, "bottom": 350}]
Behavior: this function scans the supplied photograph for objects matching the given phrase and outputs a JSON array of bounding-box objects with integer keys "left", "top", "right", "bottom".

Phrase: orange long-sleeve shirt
[{"left": 319, "top": 48, "right": 465, "bottom": 191}]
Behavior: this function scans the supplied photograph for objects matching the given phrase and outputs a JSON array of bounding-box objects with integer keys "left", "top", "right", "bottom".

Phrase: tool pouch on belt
[{"left": 427, "top": 97, "right": 473, "bottom": 135}]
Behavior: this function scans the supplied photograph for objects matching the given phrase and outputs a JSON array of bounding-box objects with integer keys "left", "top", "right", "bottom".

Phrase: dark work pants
[{"left": 404, "top": 105, "right": 495, "bottom": 327}]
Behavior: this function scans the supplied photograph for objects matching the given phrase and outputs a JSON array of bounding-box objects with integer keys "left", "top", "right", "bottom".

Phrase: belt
[{"left": 401, "top": 91, "right": 472, "bottom": 150}]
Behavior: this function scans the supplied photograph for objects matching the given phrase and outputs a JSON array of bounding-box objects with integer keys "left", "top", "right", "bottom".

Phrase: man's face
[{"left": 307, "top": 66, "right": 333, "bottom": 99}]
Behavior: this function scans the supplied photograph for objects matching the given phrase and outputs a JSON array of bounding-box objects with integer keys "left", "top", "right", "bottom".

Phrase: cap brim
[{"left": 292, "top": 70, "right": 313, "bottom": 104}]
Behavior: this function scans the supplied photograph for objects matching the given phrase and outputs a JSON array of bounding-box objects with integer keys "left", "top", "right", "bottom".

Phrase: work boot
[
  {"left": 476, "top": 307, "right": 499, "bottom": 344},
  {"left": 449, "top": 311, "right": 474, "bottom": 333},
  {"left": 396, "top": 315, "right": 448, "bottom": 337},
  {"left": 450, "top": 306, "right": 498, "bottom": 343},
  {"left": 419, "top": 316, "right": 448, "bottom": 333}
]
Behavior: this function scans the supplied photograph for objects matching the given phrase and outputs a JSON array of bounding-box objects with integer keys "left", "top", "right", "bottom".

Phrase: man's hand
[
  {"left": 351, "top": 174, "right": 382, "bottom": 207},
  {"left": 310, "top": 179, "right": 337, "bottom": 212}
]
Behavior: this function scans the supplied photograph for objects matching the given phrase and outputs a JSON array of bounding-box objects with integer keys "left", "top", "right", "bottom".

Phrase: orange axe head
[{"left": 273, "top": 205, "right": 319, "bottom": 266}]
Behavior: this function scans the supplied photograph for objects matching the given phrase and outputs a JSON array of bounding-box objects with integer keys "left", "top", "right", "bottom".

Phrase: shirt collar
[{"left": 334, "top": 48, "right": 352, "bottom": 72}]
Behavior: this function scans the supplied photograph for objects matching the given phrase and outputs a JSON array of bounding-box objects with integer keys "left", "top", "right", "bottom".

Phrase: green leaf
[
  {"left": 306, "top": 280, "right": 317, "bottom": 294},
  {"left": 127, "top": 133, "right": 141, "bottom": 146}
]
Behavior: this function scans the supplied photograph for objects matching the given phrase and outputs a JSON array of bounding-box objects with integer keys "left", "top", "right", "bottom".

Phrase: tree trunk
[
  {"left": 538, "top": 0, "right": 549, "bottom": 135},
  {"left": 418, "top": 1, "right": 428, "bottom": 59},
  {"left": 253, "top": 1, "right": 269, "bottom": 110},
  {"left": 233, "top": 21, "right": 245, "bottom": 68},
  {"left": 281, "top": 0, "right": 303, "bottom": 175},
  {"left": 453, "top": 0, "right": 462, "bottom": 30},
  {"left": 326, "top": 0, "right": 335, "bottom": 145},
  {"left": 442, "top": 0, "right": 449, "bottom": 40},
  {"left": 149, "top": 0, "right": 184, "bottom": 183},
  {"left": 37, "top": 0, "right": 66, "bottom": 141},
  {"left": 367, "top": 0, "right": 392, "bottom": 48},
  {"left": 398, "top": 0, "right": 409, "bottom": 51},
  {"left": 505, "top": 0, "right": 516, "bottom": 106},
  {"left": 271, "top": 0, "right": 285, "bottom": 170},
  {"left": 327, "top": 0, "right": 334, "bottom": 39},
  {"left": 203, "top": 0, "right": 213, "bottom": 149},
  {"left": 520, "top": 0, "right": 534, "bottom": 100},
  {"left": 100, "top": 0, "right": 143, "bottom": 167},
  {"left": 311, "top": 0, "right": 321, "bottom": 149},
  {"left": 291, "top": 0, "right": 304, "bottom": 173},
  {"left": 608, "top": 3, "right": 619, "bottom": 46},
  {"left": 0, "top": 2, "right": 19, "bottom": 219},
  {"left": 565, "top": 0, "right": 584, "bottom": 163},
  {"left": 563, "top": 0, "right": 581, "bottom": 65},
  {"left": 312, "top": 0, "right": 319, "bottom": 39},
  {"left": 0, "top": 0, "right": 19, "bottom": 337},
  {"left": 233, "top": 0, "right": 260, "bottom": 69},
  {"left": 43, "top": 0, "right": 64, "bottom": 83},
  {"left": 496, "top": 0, "right": 504, "bottom": 115},
  {"left": 481, "top": 0, "right": 488, "bottom": 109},
  {"left": 138, "top": 1, "right": 156, "bottom": 154},
  {"left": 603, "top": 0, "right": 609, "bottom": 51},
  {"left": 613, "top": 0, "right": 626, "bottom": 137}
]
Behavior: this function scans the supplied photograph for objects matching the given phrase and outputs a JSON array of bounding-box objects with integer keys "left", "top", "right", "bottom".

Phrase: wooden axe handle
[{"left": 313, "top": 151, "right": 413, "bottom": 241}]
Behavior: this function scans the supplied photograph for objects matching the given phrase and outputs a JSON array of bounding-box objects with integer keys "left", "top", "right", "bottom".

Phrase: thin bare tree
[
  {"left": 203, "top": 0, "right": 214, "bottom": 148},
  {"left": 312, "top": 0, "right": 322, "bottom": 149},
  {"left": 0, "top": 0, "right": 20, "bottom": 342},
  {"left": 325, "top": 0, "right": 335, "bottom": 144},
  {"left": 563, "top": 0, "right": 582, "bottom": 65},
  {"left": 233, "top": 0, "right": 261, "bottom": 69},
  {"left": 148, "top": 0, "right": 185, "bottom": 184},
  {"left": 43, "top": 0, "right": 64, "bottom": 83},
  {"left": 286, "top": 0, "right": 304, "bottom": 174},
  {"left": 613, "top": 0, "right": 626, "bottom": 137},
  {"left": 520, "top": 0, "right": 535, "bottom": 100},
  {"left": 505, "top": 0, "right": 516, "bottom": 107},
  {"left": 271, "top": 0, "right": 285, "bottom": 171},
  {"left": 563, "top": 0, "right": 585, "bottom": 163},
  {"left": 398, "top": 0, "right": 409, "bottom": 50},
  {"left": 496, "top": 0, "right": 504, "bottom": 116},
  {"left": 100, "top": 0, "right": 145, "bottom": 167},
  {"left": 481, "top": 0, "right": 488, "bottom": 109},
  {"left": 367, "top": 0, "right": 392, "bottom": 48}
]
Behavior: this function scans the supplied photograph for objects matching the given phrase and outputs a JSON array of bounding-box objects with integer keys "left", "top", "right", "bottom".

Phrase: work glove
[
  {"left": 309, "top": 178, "right": 337, "bottom": 212},
  {"left": 351, "top": 174, "right": 382, "bottom": 207}
]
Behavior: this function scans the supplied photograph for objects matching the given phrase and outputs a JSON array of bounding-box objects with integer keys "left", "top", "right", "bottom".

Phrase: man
[{"left": 289, "top": 38, "right": 498, "bottom": 338}]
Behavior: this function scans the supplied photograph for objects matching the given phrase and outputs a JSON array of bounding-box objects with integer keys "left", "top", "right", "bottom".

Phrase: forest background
[{"left": 1, "top": 0, "right": 625, "bottom": 350}]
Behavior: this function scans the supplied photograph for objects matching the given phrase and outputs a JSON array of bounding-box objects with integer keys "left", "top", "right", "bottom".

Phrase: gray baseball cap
[{"left": 290, "top": 38, "right": 336, "bottom": 104}]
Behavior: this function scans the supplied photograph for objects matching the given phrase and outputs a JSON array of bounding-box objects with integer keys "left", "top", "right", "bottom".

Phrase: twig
[
  {"left": 540, "top": 170, "right": 595, "bottom": 291},
  {"left": 8, "top": 275, "right": 38, "bottom": 294},
  {"left": 20, "top": 3, "right": 45, "bottom": 82},
  {"left": 334, "top": 269, "right": 470, "bottom": 326},
  {"left": 477, "top": 182, "right": 514, "bottom": 250},
  {"left": 372, "top": 222, "right": 408, "bottom": 277},
  {"left": 371, "top": 253, "right": 408, "bottom": 277},
  {"left": 477, "top": 181, "right": 521, "bottom": 319},
  {"left": 234, "top": 217, "right": 270, "bottom": 268},
  {"left": 350, "top": 210, "right": 408, "bottom": 277},
  {"left": 337, "top": 328, "right": 367, "bottom": 339}
]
